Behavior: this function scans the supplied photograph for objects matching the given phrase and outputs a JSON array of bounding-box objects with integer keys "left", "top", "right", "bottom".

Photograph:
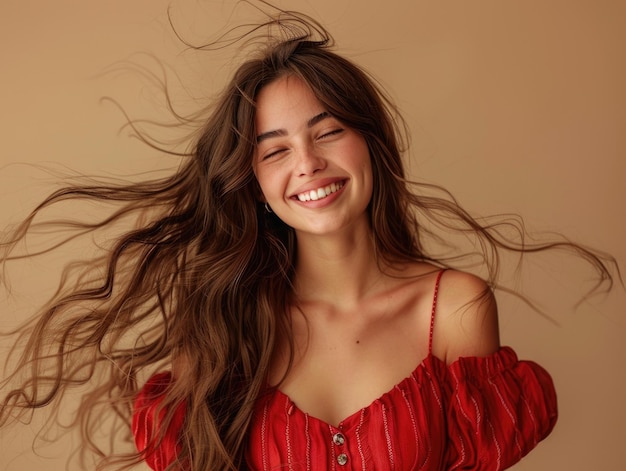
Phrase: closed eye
[
  {"left": 262, "top": 148, "right": 288, "bottom": 160},
  {"left": 318, "top": 128, "right": 344, "bottom": 140}
]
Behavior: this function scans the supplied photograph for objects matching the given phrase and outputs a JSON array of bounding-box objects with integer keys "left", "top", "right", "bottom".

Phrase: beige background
[{"left": 1, "top": 0, "right": 624, "bottom": 469}]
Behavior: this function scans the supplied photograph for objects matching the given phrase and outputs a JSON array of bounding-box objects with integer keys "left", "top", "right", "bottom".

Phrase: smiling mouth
[{"left": 296, "top": 181, "right": 345, "bottom": 202}]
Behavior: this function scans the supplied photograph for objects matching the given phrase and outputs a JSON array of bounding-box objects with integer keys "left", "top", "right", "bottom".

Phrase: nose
[{"left": 294, "top": 144, "right": 326, "bottom": 176}]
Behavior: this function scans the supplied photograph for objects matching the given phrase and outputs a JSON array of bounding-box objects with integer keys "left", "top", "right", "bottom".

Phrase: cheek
[
  {"left": 358, "top": 145, "right": 374, "bottom": 181},
  {"left": 254, "top": 168, "right": 267, "bottom": 190},
  {"left": 254, "top": 167, "right": 280, "bottom": 200}
]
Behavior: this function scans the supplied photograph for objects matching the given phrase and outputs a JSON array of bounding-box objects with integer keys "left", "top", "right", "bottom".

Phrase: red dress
[{"left": 133, "top": 271, "right": 557, "bottom": 470}]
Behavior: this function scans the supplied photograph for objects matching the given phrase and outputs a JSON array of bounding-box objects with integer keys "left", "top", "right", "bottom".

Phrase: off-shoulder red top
[{"left": 133, "top": 271, "right": 558, "bottom": 470}]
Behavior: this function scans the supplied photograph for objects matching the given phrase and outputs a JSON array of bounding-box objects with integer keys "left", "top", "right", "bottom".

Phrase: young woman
[{"left": 0, "top": 6, "right": 616, "bottom": 471}]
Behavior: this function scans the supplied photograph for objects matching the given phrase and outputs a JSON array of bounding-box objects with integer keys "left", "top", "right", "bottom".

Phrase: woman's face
[{"left": 253, "top": 75, "right": 373, "bottom": 237}]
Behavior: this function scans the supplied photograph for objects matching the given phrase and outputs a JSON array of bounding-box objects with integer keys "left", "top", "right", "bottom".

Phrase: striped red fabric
[
  {"left": 133, "top": 347, "right": 557, "bottom": 470},
  {"left": 246, "top": 347, "right": 557, "bottom": 470}
]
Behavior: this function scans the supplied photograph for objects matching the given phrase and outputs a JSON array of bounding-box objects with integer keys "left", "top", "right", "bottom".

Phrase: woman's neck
[{"left": 293, "top": 223, "right": 386, "bottom": 309}]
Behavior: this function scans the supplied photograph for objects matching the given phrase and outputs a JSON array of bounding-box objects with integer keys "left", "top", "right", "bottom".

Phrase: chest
[
  {"left": 249, "top": 358, "right": 447, "bottom": 471},
  {"left": 270, "top": 292, "right": 433, "bottom": 427}
]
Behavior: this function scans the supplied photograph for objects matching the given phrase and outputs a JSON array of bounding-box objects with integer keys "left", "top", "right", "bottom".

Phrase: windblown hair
[{"left": 0, "top": 5, "right": 617, "bottom": 471}]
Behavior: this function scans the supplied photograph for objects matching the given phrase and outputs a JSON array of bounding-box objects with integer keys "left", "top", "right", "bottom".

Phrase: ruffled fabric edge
[{"left": 440, "top": 347, "right": 558, "bottom": 470}]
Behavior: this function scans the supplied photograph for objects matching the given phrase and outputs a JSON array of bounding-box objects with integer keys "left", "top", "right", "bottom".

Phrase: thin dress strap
[{"left": 428, "top": 269, "right": 446, "bottom": 355}]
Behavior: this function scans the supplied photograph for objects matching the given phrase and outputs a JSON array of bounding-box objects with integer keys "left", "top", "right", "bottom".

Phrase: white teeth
[{"left": 296, "top": 181, "right": 343, "bottom": 202}]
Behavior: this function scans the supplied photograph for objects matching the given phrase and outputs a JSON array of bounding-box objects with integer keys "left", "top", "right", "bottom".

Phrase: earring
[{"left": 264, "top": 202, "right": 273, "bottom": 213}]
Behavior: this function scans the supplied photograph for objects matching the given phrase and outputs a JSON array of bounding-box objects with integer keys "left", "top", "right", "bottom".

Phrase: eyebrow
[{"left": 256, "top": 111, "right": 332, "bottom": 144}]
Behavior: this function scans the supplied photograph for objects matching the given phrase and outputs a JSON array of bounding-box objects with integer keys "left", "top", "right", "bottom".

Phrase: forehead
[{"left": 255, "top": 76, "right": 325, "bottom": 129}]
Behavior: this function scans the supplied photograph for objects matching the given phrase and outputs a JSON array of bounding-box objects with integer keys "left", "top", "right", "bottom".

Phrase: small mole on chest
[{"left": 356, "top": 340, "right": 360, "bottom": 344}]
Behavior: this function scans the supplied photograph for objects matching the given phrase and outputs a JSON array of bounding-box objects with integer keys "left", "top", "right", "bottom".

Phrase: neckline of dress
[
  {"left": 267, "top": 346, "right": 513, "bottom": 430},
  {"left": 271, "top": 352, "right": 444, "bottom": 430}
]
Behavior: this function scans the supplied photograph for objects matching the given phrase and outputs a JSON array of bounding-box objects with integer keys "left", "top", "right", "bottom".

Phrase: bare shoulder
[{"left": 432, "top": 269, "right": 500, "bottom": 364}]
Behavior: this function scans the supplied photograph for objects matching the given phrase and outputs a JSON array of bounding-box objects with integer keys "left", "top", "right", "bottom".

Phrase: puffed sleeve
[
  {"left": 132, "top": 372, "right": 186, "bottom": 471},
  {"left": 444, "top": 347, "right": 558, "bottom": 470}
]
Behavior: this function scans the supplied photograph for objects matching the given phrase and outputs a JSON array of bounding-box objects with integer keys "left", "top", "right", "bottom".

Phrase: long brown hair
[{"left": 0, "top": 5, "right": 617, "bottom": 471}]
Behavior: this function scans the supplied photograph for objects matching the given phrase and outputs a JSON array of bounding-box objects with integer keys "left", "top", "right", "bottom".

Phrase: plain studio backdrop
[{"left": 0, "top": 1, "right": 624, "bottom": 470}]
